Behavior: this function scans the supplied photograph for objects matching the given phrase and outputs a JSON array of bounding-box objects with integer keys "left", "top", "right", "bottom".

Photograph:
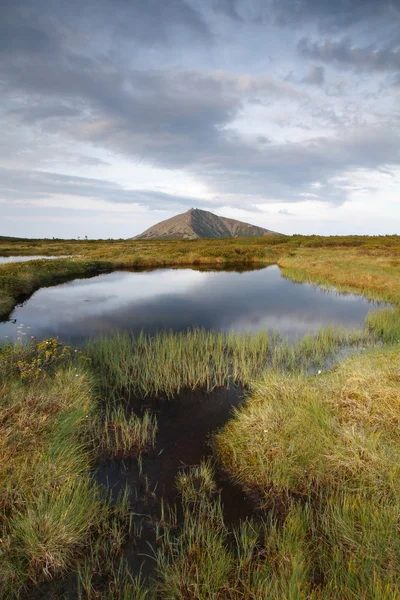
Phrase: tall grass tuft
[
  {"left": 0, "top": 340, "right": 139, "bottom": 598},
  {"left": 86, "top": 325, "right": 369, "bottom": 400},
  {"left": 215, "top": 344, "right": 400, "bottom": 598},
  {"left": 94, "top": 405, "right": 158, "bottom": 458}
]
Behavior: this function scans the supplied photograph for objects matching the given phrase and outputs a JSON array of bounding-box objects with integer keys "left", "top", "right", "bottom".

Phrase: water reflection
[
  {"left": 0, "top": 255, "right": 71, "bottom": 264},
  {"left": 0, "top": 266, "right": 377, "bottom": 342}
]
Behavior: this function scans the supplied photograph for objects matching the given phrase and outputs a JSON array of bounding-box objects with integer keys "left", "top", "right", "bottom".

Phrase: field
[{"left": 1, "top": 235, "right": 400, "bottom": 599}]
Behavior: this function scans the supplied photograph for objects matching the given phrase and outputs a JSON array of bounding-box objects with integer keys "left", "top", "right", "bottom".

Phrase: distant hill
[{"left": 133, "top": 208, "right": 281, "bottom": 240}]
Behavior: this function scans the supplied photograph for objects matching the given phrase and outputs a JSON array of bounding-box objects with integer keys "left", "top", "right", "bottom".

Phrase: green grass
[
  {"left": 0, "top": 340, "right": 155, "bottom": 599},
  {"left": 94, "top": 405, "right": 158, "bottom": 459},
  {"left": 151, "top": 442, "right": 400, "bottom": 599},
  {"left": 214, "top": 345, "right": 400, "bottom": 598},
  {"left": 85, "top": 325, "right": 372, "bottom": 400},
  {"left": 152, "top": 462, "right": 318, "bottom": 599}
]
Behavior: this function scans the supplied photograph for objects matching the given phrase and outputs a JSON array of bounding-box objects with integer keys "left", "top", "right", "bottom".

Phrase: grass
[
  {"left": 214, "top": 345, "right": 400, "bottom": 598},
  {"left": 0, "top": 351, "right": 101, "bottom": 595},
  {"left": 86, "top": 325, "right": 372, "bottom": 400},
  {"left": 0, "top": 340, "right": 157, "bottom": 599},
  {"left": 152, "top": 462, "right": 322, "bottom": 599},
  {"left": 94, "top": 405, "right": 158, "bottom": 459}
]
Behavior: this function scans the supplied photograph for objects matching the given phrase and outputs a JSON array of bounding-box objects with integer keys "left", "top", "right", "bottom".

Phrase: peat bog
[{"left": 1, "top": 236, "right": 400, "bottom": 599}]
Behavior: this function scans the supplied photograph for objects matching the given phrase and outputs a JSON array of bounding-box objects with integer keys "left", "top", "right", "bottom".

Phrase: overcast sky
[{"left": 1, "top": 0, "right": 400, "bottom": 238}]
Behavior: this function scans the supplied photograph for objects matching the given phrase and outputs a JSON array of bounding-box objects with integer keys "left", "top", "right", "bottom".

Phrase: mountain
[{"left": 133, "top": 208, "right": 281, "bottom": 240}]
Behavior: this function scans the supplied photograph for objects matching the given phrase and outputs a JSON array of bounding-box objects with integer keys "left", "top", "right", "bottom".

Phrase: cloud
[
  {"left": 2, "top": 53, "right": 400, "bottom": 207},
  {"left": 195, "top": 125, "right": 400, "bottom": 204},
  {"left": 302, "top": 65, "right": 325, "bottom": 86},
  {"left": 211, "top": 0, "right": 399, "bottom": 29},
  {"left": 0, "top": 168, "right": 207, "bottom": 210},
  {"left": 0, "top": 167, "right": 256, "bottom": 213},
  {"left": 8, "top": 104, "right": 82, "bottom": 123},
  {"left": 298, "top": 37, "right": 400, "bottom": 72},
  {"left": 0, "top": 0, "right": 211, "bottom": 59}
]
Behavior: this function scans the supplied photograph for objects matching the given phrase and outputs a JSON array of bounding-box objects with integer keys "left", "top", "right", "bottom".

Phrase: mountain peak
[{"left": 133, "top": 208, "right": 281, "bottom": 240}]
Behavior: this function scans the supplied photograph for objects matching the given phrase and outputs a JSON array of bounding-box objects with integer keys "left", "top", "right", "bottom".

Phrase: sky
[{"left": 1, "top": 0, "right": 400, "bottom": 239}]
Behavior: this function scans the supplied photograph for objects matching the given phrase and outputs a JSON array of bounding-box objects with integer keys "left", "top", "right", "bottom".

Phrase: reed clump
[
  {"left": 153, "top": 462, "right": 316, "bottom": 599},
  {"left": 94, "top": 405, "right": 158, "bottom": 459},
  {"left": 86, "top": 325, "right": 367, "bottom": 400}
]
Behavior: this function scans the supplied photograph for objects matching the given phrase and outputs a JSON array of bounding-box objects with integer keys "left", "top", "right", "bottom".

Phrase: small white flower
[{"left": 317, "top": 370, "right": 322, "bottom": 375}]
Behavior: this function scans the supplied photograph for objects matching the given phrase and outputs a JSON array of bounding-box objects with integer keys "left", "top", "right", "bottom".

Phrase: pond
[
  {"left": 0, "top": 265, "right": 377, "bottom": 343},
  {"left": 0, "top": 255, "right": 71, "bottom": 264}
]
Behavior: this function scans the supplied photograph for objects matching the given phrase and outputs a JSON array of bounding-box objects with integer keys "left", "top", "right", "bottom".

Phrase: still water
[
  {"left": 0, "top": 255, "right": 71, "bottom": 264},
  {"left": 0, "top": 265, "right": 376, "bottom": 342}
]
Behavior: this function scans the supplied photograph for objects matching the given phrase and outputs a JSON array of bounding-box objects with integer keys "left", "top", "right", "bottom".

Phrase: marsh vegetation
[{"left": 1, "top": 234, "right": 400, "bottom": 599}]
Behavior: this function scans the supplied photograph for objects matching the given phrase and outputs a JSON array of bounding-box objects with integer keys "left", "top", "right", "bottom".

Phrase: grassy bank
[
  {"left": 214, "top": 345, "right": 400, "bottom": 598},
  {"left": 0, "top": 259, "right": 112, "bottom": 319},
  {"left": 0, "top": 339, "right": 157, "bottom": 599},
  {"left": 279, "top": 245, "right": 400, "bottom": 305}
]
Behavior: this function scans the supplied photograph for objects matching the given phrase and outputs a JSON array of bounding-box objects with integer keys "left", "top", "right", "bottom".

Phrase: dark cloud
[
  {"left": 0, "top": 168, "right": 198, "bottom": 209},
  {"left": 271, "top": 0, "right": 399, "bottom": 30},
  {"left": 113, "top": 0, "right": 211, "bottom": 45},
  {"left": 2, "top": 48, "right": 400, "bottom": 206},
  {"left": 2, "top": 45, "right": 302, "bottom": 172},
  {"left": 0, "top": 0, "right": 211, "bottom": 56},
  {"left": 302, "top": 65, "right": 325, "bottom": 85},
  {"left": 194, "top": 126, "right": 400, "bottom": 204},
  {"left": 298, "top": 37, "right": 400, "bottom": 72},
  {"left": 7, "top": 104, "right": 82, "bottom": 123},
  {"left": 212, "top": 0, "right": 400, "bottom": 29}
]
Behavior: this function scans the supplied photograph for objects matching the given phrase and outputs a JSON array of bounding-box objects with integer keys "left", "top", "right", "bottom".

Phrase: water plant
[
  {"left": 86, "top": 325, "right": 369, "bottom": 400},
  {"left": 94, "top": 405, "right": 158, "bottom": 459}
]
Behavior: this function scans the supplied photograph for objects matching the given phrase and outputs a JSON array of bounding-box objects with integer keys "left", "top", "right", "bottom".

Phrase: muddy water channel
[
  {"left": 96, "top": 387, "right": 254, "bottom": 580},
  {"left": 97, "top": 387, "right": 252, "bottom": 518},
  {"left": 0, "top": 264, "right": 375, "bottom": 342}
]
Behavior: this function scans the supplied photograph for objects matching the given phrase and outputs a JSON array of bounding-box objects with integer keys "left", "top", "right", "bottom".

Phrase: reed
[
  {"left": 153, "top": 462, "right": 313, "bottom": 599},
  {"left": 94, "top": 405, "right": 158, "bottom": 459},
  {"left": 86, "top": 325, "right": 368, "bottom": 400}
]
